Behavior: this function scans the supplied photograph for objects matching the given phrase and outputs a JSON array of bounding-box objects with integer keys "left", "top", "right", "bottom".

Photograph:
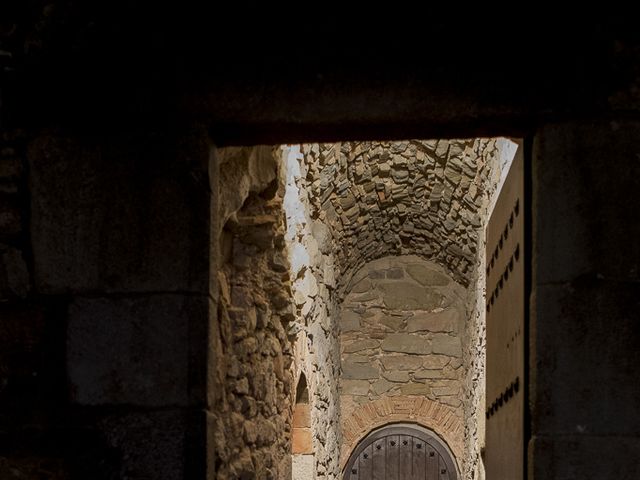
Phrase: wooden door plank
[
  {"left": 372, "top": 438, "right": 385, "bottom": 480},
  {"left": 346, "top": 457, "right": 359, "bottom": 480},
  {"left": 359, "top": 444, "right": 373, "bottom": 479},
  {"left": 438, "top": 454, "right": 451, "bottom": 480},
  {"left": 412, "top": 436, "right": 426, "bottom": 479},
  {"left": 425, "top": 445, "right": 438, "bottom": 480},
  {"left": 398, "top": 435, "right": 412, "bottom": 479},
  {"left": 386, "top": 435, "right": 399, "bottom": 480}
]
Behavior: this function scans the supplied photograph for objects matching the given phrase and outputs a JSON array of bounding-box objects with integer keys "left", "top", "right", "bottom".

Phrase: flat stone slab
[
  {"left": 378, "top": 282, "right": 443, "bottom": 310},
  {"left": 431, "top": 334, "right": 462, "bottom": 357},
  {"left": 372, "top": 378, "right": 395, "bottom": 395},
  {"left": 342, "top": 362, "right": 379, "bottom": 380},
  {"left": 379, "top": 315, "right": 404, "bottom": 331},
  {"left": 351, "top": 278, "right": 372, "bottom": 293},
  {"left": 341, "top": 380, "right": 369, "bottom": 396},
  {"left": 406, "top": 308, "right": 459, "bottom": 333},
  {"left": 449, "top": 358, "right": 463, "bottom": 369},
  {"left": 414, "top": 370, "right": 446, "bottom": 380},
  {"left": 340, "top": 310, "right": 360, "bottom": 332},
  {"left": 347, "top": 354, "right": 372, "bottom": 364},
  {"left": 350, "top": 290, "right": 380, "bottom": 302},
  {"left": 343, "top": 339, "right": 380, "bottom": 353},
  {"left": 383, "top": 371, "right": 410, "bottom": 382},
  {"left": 406, "top": 264, "right": 450, "bottom": 286},
  {"left": 432, "top": 386, "right": 460, "bottom": 396},
  {"left": 422, "top": 355, "right": 451, "bottom": 369},
  {"left": 440, "top": 396, "right": 462, "bottom": 408},
  {"left": 381, "top": 333, "right": 431, "bottom": 354},
  {"left": 400, "top": 383, "right": 431, "bottom": 395},
  {"left": 381, "top": 355, "right": 424, "bottom": 371}
]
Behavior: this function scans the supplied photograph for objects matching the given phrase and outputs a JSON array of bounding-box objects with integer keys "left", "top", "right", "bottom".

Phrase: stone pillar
[
  {"left": 531, "top": 120, "right": 640, "bottom": 479},
  {"left": 27, "top": 128, "right": 214, "bottom": 479}
]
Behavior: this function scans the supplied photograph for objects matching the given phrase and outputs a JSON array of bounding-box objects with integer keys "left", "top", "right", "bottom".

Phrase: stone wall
[
  {"left": 3, "top": 137, "right": 302, "bottom": 480},
  {"left": 4, "top": 11, "right": 640, "bottom": 478},
  {"left": 530, "top": 121, "right": 640, "bottom": 479},
  {"left": 0, "top": 132, "right": 510, "bottom": 479},
  {"left": 294, "top": 140, "right": 509, "bottom": 479},
  {"left": 2, "top": 128, "right": 216, "bottom": 479},
  {"left": 0, "top": 130, "right": 55, "bottom": 478},
  {"left": 282, "top": 145, "right": 342, "bottom": 479},
  {"left": 339, "top": 256, "right": 466, "bottom": 469},
  {"left": 0, "top": 130, "right": 29, "bottom": 302},
  {"left": 213, "top": 146, "right": 295, "bottom": 479}
]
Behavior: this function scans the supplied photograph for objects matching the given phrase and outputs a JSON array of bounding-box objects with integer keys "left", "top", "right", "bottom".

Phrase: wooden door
[
  {"left": 484, "top": 141, "right": 525, "bottom": 479},
  {"left": 343, "top": 424, "right": 457, "bottom": 480}
]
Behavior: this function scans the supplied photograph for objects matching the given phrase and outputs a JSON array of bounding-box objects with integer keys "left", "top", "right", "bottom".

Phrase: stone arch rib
[{"left": 340, "top": 395, "right": 463, "bottom": 470}]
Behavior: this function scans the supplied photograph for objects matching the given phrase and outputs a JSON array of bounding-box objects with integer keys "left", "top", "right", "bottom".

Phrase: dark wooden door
[{"left": 343, "top": 424, "right": 457, "bottom": 480}]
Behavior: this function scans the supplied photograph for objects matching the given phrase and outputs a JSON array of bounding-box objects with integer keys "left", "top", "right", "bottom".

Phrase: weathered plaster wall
[{"left": 339, "top": 256, "right": 465, "bottom": 469}]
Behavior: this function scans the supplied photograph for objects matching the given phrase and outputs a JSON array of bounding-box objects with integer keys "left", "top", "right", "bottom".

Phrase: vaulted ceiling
[{"left": 300, "top": 139, "right": 501, "bottom": 287}]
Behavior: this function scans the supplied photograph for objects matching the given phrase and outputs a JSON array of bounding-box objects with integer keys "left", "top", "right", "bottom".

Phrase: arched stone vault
[
  {"left": 283, "top": 139, "right": 511, "bottom": 479},
  {"left": 300, "top": 139, "right": 501, "bottom": 289}
]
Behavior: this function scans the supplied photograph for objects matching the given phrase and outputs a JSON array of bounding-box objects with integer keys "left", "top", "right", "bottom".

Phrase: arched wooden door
[{"left": 343, "top": 424, "right": 457, "bottom": 480}]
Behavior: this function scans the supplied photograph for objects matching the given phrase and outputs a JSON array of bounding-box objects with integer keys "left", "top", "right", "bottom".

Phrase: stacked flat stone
[
  {"left": 338, "top": 257, "right": 466, "bottom": 426},
  {"left": 301, "top": 139, "right": 499, "bottom": 289},
  {"left": 282, "top": 146, "right": 342, "bottom": 479}
]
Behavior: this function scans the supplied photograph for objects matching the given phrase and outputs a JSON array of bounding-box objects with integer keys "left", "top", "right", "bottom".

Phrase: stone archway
[
  {"left": 343, "top": 423, "right": 459, "bottom": 480},
  {"left": 340, "top": 396, "right": 463, "bottom": 471},
  {"left": 280, "top": 141, "right": 514, "bottom": 479}
]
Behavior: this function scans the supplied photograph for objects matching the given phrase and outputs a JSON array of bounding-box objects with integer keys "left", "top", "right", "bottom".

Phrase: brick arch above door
[{"left": 340, "top": 396, "right": 463, "bottom": 470}]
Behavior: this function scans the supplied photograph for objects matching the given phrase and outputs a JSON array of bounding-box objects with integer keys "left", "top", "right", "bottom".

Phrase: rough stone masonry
[
  {"left": 339, "top": 256, "right": 467, "bottom": 472},
  {"left": 279, "top": 139, "right": 511, "bottom": 479}
]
